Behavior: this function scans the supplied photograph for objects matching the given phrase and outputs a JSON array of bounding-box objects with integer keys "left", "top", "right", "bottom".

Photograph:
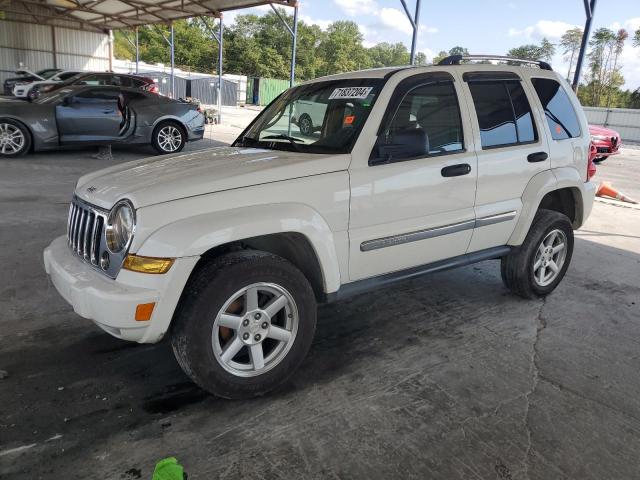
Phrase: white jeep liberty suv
[{"left": 44, "top": 55, "right": 597, "bottom": 399}]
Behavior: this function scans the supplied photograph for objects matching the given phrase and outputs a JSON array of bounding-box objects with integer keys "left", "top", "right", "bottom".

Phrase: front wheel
[
  {"left": 593, "top": 156, "right": 607, "bottom": 163},
  {"left": 298, "top": 114, "right": 314, "bottom": 137},
  {"left": 171, "top": 250, "right": 317, "bottom": 399},
  {"left": 152, "top": 121, "right": 186, "bottom": 154},
  {"left": 0, "top": 119, "right": 31, "bottom": 157},
  {"left": 501, "top": 209, "right": 574, "bottom": 299}
]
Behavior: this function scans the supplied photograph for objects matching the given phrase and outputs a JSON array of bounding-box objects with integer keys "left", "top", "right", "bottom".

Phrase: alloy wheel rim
[
  {"left": 158, "top": 126, "right": 182, "bottom": 152},
  {"left": 0, "top": 123, "right": 25, "bottom": 155},
  {"left": 533, "top": 229, "right": 567, "bottom": 287},
  {"left": 211, "top": 282, "right": 298, "bottom": 377},
  {"left": 300, "top": 117, "right": 312, "bottom": 135}
]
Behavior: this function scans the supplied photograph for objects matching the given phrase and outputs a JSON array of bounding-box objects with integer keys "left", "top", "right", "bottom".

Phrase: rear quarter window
[{"left": 531, "top": 78, "right": 581, "bottom": 140}]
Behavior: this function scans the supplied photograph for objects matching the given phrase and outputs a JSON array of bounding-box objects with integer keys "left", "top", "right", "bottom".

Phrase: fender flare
[
  {"left": 136, "top": 202, "right": 343, "bottom": 294},
  {"left": 508, "top": 167, "right": 587, "bottom": 246}
]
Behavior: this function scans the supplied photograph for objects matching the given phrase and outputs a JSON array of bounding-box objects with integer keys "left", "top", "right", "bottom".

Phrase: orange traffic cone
[{"left": 596, "top": 181, "right": 638, "bottom": 204}]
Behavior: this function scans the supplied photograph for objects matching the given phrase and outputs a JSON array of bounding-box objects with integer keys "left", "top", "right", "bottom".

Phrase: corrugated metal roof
[{"left": 4, "top": 0, "right": 297, "bottom": 31}]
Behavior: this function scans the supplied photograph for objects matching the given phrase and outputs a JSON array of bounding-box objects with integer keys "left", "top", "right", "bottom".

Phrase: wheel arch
[
  {"left": 134, "top": 202, "right": 343, "bottom": 298},
  {"left": 508, "top": 168, "right": 590, "bottom": 246}
]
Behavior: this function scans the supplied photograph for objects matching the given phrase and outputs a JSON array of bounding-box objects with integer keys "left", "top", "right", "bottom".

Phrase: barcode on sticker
[{"left": 328, "top": 87, "right": 373, "bottom": 100}]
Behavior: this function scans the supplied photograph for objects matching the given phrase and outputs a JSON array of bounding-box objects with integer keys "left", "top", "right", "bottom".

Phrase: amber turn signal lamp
[
  {"left": 123, "top": 255, "right": 174, "bottom": 274},
  {"left": 135, "top": 302, "right": 155, "bottom": 321}
]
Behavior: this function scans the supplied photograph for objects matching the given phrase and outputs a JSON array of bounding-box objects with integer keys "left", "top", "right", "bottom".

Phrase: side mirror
[{"left": 372, "top": 129, "right": 430, "bottom": 164}]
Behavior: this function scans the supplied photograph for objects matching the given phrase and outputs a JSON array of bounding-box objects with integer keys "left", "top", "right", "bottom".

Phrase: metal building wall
[
  {"left": 0, "top": 19, "right": 110, "bottom": 85},
  {"left": 583, "top": 107, "right": 640, "bottom": 143},
  {"left": 189, "top": 77, "right": 238, "bottom": 106}
]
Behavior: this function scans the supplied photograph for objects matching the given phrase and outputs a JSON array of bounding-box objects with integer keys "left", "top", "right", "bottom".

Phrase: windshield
[
  {"left": 36, "top": 69, "right": 61, "bottom": 79},
  {"left": 234, "top": 79, "right": 384, "bottom": 154}
]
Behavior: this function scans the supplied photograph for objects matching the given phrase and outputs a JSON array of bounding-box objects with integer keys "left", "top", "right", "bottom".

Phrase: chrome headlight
[{"left": 105, "top": 200, "right": 135, "bottom": 253}]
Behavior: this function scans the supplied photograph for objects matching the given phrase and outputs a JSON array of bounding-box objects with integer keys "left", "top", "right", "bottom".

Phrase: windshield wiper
[{"left": 261, "top": 134, "right": 304, "bottom": 150}]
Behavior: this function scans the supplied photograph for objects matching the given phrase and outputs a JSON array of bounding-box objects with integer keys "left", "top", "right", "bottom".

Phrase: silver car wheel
[
  {"left": 211, "top": 282, "right": 299, "bottom": 378},
  {"left": 157, "top": 125, "right": 182, "bottom": 152},
  {"left": 533, "top": 229, "right": 567, "bottom": 287},
  {"left": 0, "top": 123, "right": 25, "bottom": 155}
]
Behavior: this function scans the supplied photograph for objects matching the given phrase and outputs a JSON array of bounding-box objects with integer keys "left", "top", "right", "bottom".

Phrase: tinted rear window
[
  {"left": 468, "top": 80, "right": 537, "bottom": 148},
  {"left": 531, "top": 78, "right": 581, "bottom": 140}
]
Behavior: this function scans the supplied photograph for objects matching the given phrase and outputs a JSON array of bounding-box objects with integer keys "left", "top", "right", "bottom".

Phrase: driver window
[
  {"left": 71, "top": 90, "right": 119, "bottom": 103},
  {"left": 380, "top": 82, "right": 464, "bottom": 160}
]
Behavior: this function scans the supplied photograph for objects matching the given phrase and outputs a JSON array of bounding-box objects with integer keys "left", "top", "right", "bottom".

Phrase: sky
[{"left": 224, "top": 0, "right": 640, "bottom": 90}]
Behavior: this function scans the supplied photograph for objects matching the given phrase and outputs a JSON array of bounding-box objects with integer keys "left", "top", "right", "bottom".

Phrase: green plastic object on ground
[{"left": 152, "top": 457, "right": 185, "bottom": 480}]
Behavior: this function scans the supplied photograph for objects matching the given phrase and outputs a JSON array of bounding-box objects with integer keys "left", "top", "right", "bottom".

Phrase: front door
[
  {"left": 56, "top": 88, "right": 122, "bottom": 142},
  {"left": 348, "top": 72, "right": 478, "bottom": 281}
]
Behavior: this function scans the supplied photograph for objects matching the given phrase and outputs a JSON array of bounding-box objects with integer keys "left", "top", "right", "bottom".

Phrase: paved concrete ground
[{"left": 0, "top": 142, "right": 639, "bottom": 479}]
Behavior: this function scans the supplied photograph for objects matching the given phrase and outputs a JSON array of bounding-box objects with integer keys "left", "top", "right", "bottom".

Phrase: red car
[{"left": 589, "top": 125, "right": 622, "bottom": 163}]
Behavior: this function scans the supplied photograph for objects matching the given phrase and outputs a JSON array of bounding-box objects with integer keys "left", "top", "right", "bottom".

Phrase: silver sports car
[{"left": 0, "top": 85, "right": 205, "bottom": 157}]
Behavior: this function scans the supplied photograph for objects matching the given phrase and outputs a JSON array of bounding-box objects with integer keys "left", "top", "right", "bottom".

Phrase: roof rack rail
[{"left": 437, "top": 55, "right": 552, "bottom": 71}]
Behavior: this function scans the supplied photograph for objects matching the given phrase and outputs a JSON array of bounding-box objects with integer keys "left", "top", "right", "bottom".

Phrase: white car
[
  {"left": 13, "top": 70, "right": 82, "bottom": 100},
  {"left": 44, "top": 56, "right": 597, "bottom": 399}
]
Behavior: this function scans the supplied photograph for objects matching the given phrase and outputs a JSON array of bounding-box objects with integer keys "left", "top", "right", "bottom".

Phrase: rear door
[
  {"left": 56, "top": 88, "right": 123, "bottom": 142},
  {"left": 460, "top": 71, "right": 550, "bottom": 252}
]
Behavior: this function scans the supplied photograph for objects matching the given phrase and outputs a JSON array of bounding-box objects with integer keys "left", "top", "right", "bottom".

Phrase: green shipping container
[{"left": 246, "top": 77, "right": 292, "bottom": 106}]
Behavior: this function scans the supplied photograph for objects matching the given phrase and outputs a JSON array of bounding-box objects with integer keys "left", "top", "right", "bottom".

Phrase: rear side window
[
  {"left": 531, "top": 78, "right": 581, "bottom": 140},
  {"left": 468, "top": 80, "right": 538, "bottom": 149}
]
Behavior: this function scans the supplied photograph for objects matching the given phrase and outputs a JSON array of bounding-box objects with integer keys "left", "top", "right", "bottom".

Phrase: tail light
[{"left": 587, "top": 142, "right": 597, "bottom": 180}]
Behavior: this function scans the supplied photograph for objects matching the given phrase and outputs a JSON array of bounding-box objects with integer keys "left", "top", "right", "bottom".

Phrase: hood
[
  {"left": 76, "top": 146, "right": 351, "bottom": 209},
  {"left": 589, "top": 124, "right": 619, "bottom": 137}
]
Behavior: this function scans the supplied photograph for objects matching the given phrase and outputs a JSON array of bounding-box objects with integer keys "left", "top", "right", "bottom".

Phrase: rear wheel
[
  {"left": 0, "top": 119, "right": 31, "bottom": 157},
  {"left": 501, "top": 209, "right": 574, "bottom": 299},
  {"left": 152, "top": 121, "right": 186, "bottom": 154},
  {"left": 171, "top": 250, "right": 317, "bottom": 399}
]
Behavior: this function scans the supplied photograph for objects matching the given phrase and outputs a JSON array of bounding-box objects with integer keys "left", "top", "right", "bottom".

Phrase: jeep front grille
[{"left": 67, "top": 199, "right": 106, "bottom": 267}]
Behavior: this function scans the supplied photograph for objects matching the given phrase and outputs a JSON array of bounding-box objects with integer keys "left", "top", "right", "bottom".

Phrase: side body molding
[{"left": 135, "top": 203, "right": 343, "bottom": 294}]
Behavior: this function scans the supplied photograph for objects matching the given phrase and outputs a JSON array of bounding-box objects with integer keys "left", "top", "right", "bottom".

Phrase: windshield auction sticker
[{"left": 329, "top": 87, "right": 374, "bottom": 100}]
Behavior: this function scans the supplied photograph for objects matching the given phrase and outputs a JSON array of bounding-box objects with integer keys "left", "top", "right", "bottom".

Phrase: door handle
[
  {"left": 441, "top": 163, "right": 471, "bottom": 177},
  {"left": 527, "top": 151, "right": 548, "bottom": 163}
]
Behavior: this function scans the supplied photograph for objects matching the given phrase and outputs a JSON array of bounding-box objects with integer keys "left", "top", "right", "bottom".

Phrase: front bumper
[
  {"left": 44, "top": 236, "right": 199, "bottom": 343},
  {"left": 592, "top": 139, "right": 621, "bottom": 156}
]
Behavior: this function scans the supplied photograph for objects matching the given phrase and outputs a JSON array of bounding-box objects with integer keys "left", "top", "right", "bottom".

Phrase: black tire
[
  {"left": 501, "top": 209, "right": 574, "bottom": 299},
  {"left": 152, "top": 121, "right": 186, "bottom": 155},
  {"left": 593, "top": 156, "right": 607, "bottom": 163},
  {"left": 299, "top": 114, "right": 314, "bottom": 137},
  {"left": 171, "top": 250, "right": 317, "bottom": 399},
  {"left": 0, "top": 119, "right": 31, "bottom": 157},
  {"left": 28, "top": 88, "right": 40, "bottom": 101}
]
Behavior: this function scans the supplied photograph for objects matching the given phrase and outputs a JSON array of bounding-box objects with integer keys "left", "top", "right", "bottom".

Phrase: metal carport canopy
[{"left": 4, "top": 0, "right": 296, "bottom": 30}]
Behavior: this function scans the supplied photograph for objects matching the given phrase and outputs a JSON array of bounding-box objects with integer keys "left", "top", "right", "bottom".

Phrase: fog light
[
  {"left": 135, "top": 302, "right": 155, "bottom": 321},
  {"left": 123, "top": 254, "right": 174, "bottom": 274}
]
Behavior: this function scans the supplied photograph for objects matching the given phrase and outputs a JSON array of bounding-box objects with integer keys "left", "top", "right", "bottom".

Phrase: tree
[
  {"left": 508, "top": 38, "right": 554, "bottom": 62},
  {"left": 634, "top": 28, "right": 640, "bottom": 47},
  {"left": 604, "top": 29, "right": 628, "bottom": 107},
  {"left": 560, "top": 27, "right": 583, "bottom": 80},
  {"left": 587, "top": 27, "right": 618, "bottom": 105},
  {"left": 432, "top": 47, "right": 469, "bottom": 65},
  {"left": 367, "top": 42, "right": 410, "bottom": 67},
  {"left": 316, "top": 21, "right": 370, "bottom": 76},
  {"left": 539, "top": 38, "right": 556, "bottom": 61}
]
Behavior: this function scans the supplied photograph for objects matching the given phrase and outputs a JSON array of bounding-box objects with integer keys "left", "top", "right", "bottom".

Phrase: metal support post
[
  {"left": 135, "top": 27, "right": 139, "bottom": 74},
  {"left": 170, "top": 22, "right": 175, "bottom": 98},
  {"left": 400, "top": 0, "right": 421, "bottom": 64},
  {"left": 271, "top": 1, "right": 298, "bottom": 87},
  {"left": 572, "top": 0, "right": 597, "bottom": 91}
]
